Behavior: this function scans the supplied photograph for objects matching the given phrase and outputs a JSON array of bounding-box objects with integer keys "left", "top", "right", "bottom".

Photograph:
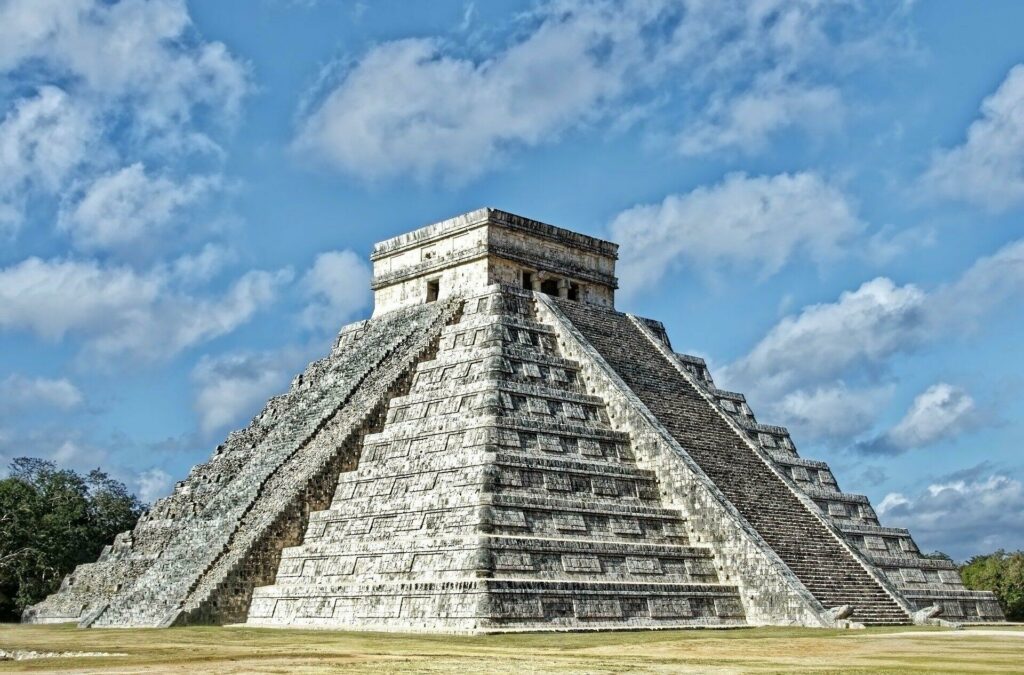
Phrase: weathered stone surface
[
  {"left": 26, "top": 208, "right": 1003, "bottom": 630},
  {"left": 246, "top": 287, "right": 745, "bottom": 632},
  {"left": 25, "top": 300, "right": 459, "bottom": 627}
]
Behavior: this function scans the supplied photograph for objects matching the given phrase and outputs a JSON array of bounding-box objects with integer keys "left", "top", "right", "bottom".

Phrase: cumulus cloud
[
  {"left": 0, "top": 0, "right": 248, "bottom": 133},
  {"left": 859, "top": 383, "right": 979, "bottom": 455},
  {"left": 0, "top": 257, "right": 292, "bottom": 364},
  {"left": 922, "top": 64, "right": 1024, "bottom": 211},
  {"left": 610, "top": 172, "right": 864, "bottom": 294},
  {"left": 191, "top": 349, "right": 305, "bottom": 434},
  {"left": 295, "top": 1, "right": 904, "bottom": 182},
  {"left": 0, "top": 374, "right": 84, "bottom": 413},
  {"left": 58, "top": 163, "right": 221, "bottom": 251},
  {"left": 773, "top": 383, "right": 892, "bottom": 445},
  {"left": 0, "top": 0, "right": 248, "bottom": 229},
  {"left": 721, "top": 277, "right": 927, "bottom": 397},
  {"left": 878, "top": 471, "right": 1024, "bottom": 560},
  {"left": 300, "top": 250, "right": 372, "bottom": 331},
  {"left": 294, "top": 16, "right": 637, "bottom": 183},
  {"left": 720, "top": 238, "right": 1024, "bottom": 445},
  {"left": 167, "top": 243, "right": 236, "bottom": 286},
  {"left": 886, "top": 384, "right": 978, "bottom": 448}
]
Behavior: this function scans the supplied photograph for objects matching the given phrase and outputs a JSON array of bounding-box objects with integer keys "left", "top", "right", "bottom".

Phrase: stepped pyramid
[{"left": 26, "top": 208, "right": 1003, "bottom": 631}]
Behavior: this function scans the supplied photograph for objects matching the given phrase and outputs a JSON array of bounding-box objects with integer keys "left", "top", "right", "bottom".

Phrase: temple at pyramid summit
[{"left": 26, "top": 208, "right": 1004, "bottom": 631}]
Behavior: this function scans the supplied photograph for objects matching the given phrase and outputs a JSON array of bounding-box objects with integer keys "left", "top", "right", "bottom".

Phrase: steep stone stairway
[
  {"left": 552, "top": 300, "right": 911, "bottom": 625},
  {"left": 247, "top": 287, "right": 745, "bottom": 632}
]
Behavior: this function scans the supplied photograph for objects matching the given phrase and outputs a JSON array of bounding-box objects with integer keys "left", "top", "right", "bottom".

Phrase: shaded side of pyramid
[
  {"left": 540, "top": 295, "right": 1002, "bottom": 623},
  {"left": 647, "top": 343, "right": 1004, "bottom": 621}
]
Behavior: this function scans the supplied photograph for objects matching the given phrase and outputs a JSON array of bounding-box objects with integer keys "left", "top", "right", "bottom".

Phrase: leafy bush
[
  {"left": 0, "top": 458, "right": 144, "bottom": 621},
  {"left": 961, "top": 550, "right": 1024, "bottom": 620}
]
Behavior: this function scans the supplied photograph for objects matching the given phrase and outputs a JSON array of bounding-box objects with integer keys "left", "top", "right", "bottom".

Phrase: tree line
[
  {"left": 0, "top": 458, "right": 144, "bottom": 621},
  {"left": 0, "top": 456, "right": 1021, "bottom": 622}
]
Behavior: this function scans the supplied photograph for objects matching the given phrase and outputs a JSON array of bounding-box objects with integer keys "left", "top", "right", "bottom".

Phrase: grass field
[{"left": 0, "top": 623, "right": 1021, "bottom": 673}]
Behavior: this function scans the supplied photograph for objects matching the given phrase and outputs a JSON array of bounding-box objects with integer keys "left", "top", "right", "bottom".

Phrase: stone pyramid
[{"left": 26, "top": 209, "right": 1003, "bottom": 631}]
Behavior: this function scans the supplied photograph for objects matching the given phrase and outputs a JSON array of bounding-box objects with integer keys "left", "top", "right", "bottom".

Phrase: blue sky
[{"left": 0, "top": 0, "right": 1022, "bottom": 560}]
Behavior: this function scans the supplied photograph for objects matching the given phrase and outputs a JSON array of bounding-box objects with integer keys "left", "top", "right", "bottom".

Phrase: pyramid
[{"left": 26, "top": 208, "right": 1004, "bottom": 631}]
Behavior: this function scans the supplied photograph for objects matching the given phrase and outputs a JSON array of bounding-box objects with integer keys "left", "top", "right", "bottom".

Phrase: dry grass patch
[{"left": 0, "top": 623, "right": 1020, "bottom": 673}]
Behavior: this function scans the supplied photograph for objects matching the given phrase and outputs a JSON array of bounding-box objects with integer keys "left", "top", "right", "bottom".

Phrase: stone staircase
[
  {"left": 246, "top": 287, "right": 746, "bottom": 632},
  {"left": 553, "top": 300, "right": 912, "bottom": 625},
  {"left": 661, "top": 338, "right": 1004, "bottom": 622}
]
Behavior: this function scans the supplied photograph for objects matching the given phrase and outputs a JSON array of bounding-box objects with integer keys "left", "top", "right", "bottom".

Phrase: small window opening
[
  {"left": 540, "top": 279, "right": 559, "bottom": 296},
  {"left": 426, "top": 279, "right": 440, "bottom": 303},
  {"left": 568, "top": 282, "right": 580, "bottom": 301},
  {"left": 522, "top": 271, "right": 534, "bottom": 290}
]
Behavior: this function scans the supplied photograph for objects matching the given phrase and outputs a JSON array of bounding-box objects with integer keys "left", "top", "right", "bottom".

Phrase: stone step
[{"left": 553, "top": 300, "right": 912, "bottom": 625}]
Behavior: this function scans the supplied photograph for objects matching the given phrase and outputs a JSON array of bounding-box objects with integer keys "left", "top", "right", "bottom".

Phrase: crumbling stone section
[
  {"left": 26, "top": 300, "right": 459, "bottom": 627},
  {"left": 247, "top": 287, "right": 746, "bottom": 632}
]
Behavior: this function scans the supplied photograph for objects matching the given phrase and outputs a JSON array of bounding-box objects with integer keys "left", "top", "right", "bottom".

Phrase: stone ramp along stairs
[{"left": 26, "top": 208, "right": 1003, "bottom": 631}]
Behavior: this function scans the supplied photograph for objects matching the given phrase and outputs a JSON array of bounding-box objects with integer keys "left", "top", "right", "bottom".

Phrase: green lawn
[{"left": 1, "top": 623, "right": 1021, "bottom": 673}]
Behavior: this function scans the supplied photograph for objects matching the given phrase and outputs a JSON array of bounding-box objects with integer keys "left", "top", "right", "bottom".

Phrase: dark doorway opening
[
  {"left": 568, "top": 283, "right": 580, "bottom": 301},
  {"left": 540, "top": 279, "right": 559, "bottom": 296},
  {"left": 426, "top": 279, "right": 440, "bottom": 303},
  {"left": 522, "top": 271, "right": 534, "bottom": 290}
]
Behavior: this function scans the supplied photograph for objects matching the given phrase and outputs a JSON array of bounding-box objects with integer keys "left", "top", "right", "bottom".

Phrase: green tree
[
  {"left": 0, "top": 458, "right": 144, "bottom": 621},
  {"left": 961, "top": 550, "right": 1024, "bottom": 620}
]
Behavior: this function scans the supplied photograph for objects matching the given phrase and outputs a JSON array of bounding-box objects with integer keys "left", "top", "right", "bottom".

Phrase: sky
[{"left": 0, "top": 0, "right": 1022, "bottom": 561}]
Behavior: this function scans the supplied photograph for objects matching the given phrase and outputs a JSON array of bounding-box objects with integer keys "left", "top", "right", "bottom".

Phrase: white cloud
[
  {"left": 720, "top": 238, "right": 1024, "bottom": 447},
  {"left": 731, "top": 239, "right": 1024, "bottom": 398},
  {"left": 135, "top": 467, "right": 172, "bottom": 504},
  {"left": 0, "top": 86, "right": 98, "bottom": 233},
  {"left": 922, "top": 64, "right": 1024, "bottom": 211},
  {"left": 883, "top": 383, "right": 978, "bottom": 451},
  {"left": 6, "top": 437, "right": 112, "bottom": 476},
  {"left": 773, "top": 383, "right": 892, "bottom": 445},
  {"left": 294, "top": 14, "right": 635, "bottom": 184},
  {"left": 721, "top": 277, "right": 927, "bottom": 396},
  {"left": 611, "top": 172, "right": 864, "bottom": 295},
  {"left": 191, "top": 349, "right": 303, "bottom": 434},
  {"left": 294, "top": 1, "right": 903, "bottom": 183},
  {"left": 58, "top": 163, "right": 220, "bottom": 251},
  {"left": 0, "top": 0, "right": 248, "bottom": 133},
  {"left": 0, "top": 374, "right": 84, "bottom": 413},
  {"left": 877, "top": 473, "right": 1024, "bottom": 560},
  {"left": 301, "top": 249, "right": 372, "bottom": 331},
  {"left": 679, "top": 82, "right": 843, "bottom": 156},
  {"left": 0, "top": 0, "right": 248, "bottom": 229},
  {"left": 0, "top": 257, "right": 292, "bottom": 364}
]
